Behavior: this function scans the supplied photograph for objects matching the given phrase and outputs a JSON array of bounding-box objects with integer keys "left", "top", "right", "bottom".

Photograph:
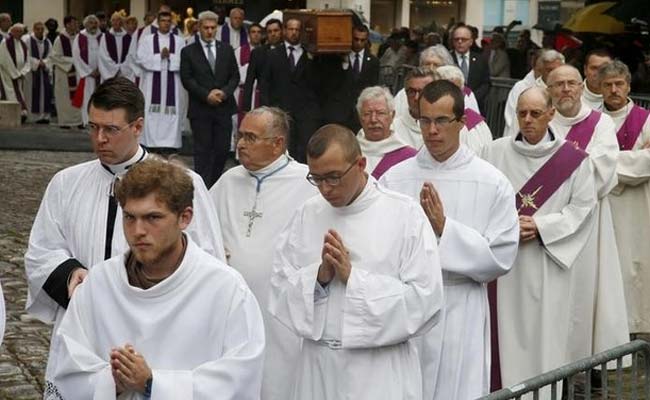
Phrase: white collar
[
  {"left": 350, "top": 48, "right": 365, "bottom": 59},
  {"left": 103, "top": 146, "right": 146, "bottom": 175},
  {"left": 356, "top": 129, "right": 407, "bottom": 156},
  {"left": 248, "top": 154, "right": 290, "bottom": 177},
  {"left": 285, "top": 41, "right": 301, "bottom": 50},
  {"left": 604, "top": 99, "right": 634, "bottom": 119}
]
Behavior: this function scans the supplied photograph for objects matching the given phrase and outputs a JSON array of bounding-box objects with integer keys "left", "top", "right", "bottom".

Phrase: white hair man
[
  {"left": 23, "top": 21, "right": 54, "bottom": 124},
  {"left": 0, "top": 23, "right": 31, "bottom": 120},
  {"left": 547, "top": 64, "right": 629, "bottom": 363},
  {"left": 356, "top": 86, "right": 417, "bottom": 178},
  {"left": 72, "top": 14, "right": 102, "bottom": 126},
  {"left": 50, "top": 15, "right": 82, "bottom": 127},
  {"left": 218, "top": 7, "right": 247, "bottom": 50},
  {"left": 503, "top": 49, "right": 565, "bottom": 137},
  {"left": 98, "top": 11, "right": 135, "bottom": 82},
  {"left": 600, "top": 60, "right": 650, "bottom": 335},
  {"left": 210, "top": 106, "right": 317, "bottom": 400}
]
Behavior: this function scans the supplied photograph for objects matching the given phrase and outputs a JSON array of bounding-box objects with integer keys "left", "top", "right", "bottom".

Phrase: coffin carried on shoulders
[{"left": 283, "top": 9, "right": 353, "bottom": 54}]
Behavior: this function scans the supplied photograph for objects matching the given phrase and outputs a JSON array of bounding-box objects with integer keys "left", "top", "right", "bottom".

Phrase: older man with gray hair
[
  {"left": 72, "top": 14, "right": 102, "bottom": 126},
  {"left": 218, "top": 7, "right": 247, "bottom": 50},
  {"left": 503, "top": 49, "right": 565, "bottom": 137},
  {"left": 0, "top": 23, "right": 30, "bottom": 119},
  {"left": 210, "top": 106, "right": 317, "bottom": 400},
  {"left": 600, "top": 60, "right": 650, "bottom": 335},
  {"left": 356, "top": 86, "right": 417, "bottom": 178}
]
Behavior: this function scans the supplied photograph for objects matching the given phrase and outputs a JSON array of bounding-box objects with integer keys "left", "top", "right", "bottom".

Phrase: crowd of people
[{"left": 0, "top": 3, "right": 647, "bottom": 400}]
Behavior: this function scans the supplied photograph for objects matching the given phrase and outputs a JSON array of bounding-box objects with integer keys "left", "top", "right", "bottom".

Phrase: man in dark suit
[
  {"left": 260, "top": 18, "right": 322, "bottom": 163},
  {"left": 318, "top": 25, "right": 380, "bottom": 133},
  {"left": 181, "top": 10, "right": 239, "bottom": 188},
  {"left": 241, "top": 18, "right": 283, "bottom": 112},
  {"left": 451, "top": 24, "right": 490, "bottom": 112}
]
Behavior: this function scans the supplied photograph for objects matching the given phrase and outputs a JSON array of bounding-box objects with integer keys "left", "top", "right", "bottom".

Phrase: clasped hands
[
  {"left": 207, "top": 89, "right": 225, "bottom": 105},
  {"left": 317, "top": 229, "right": 352, "bottom": 285},
  {"left": 110, "top": 344, "right": 152, "bottom": 395}
]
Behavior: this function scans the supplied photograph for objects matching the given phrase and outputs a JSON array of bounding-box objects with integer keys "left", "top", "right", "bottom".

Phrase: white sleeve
[
  {"left": 186, "top": 171, "right": 227, "bottom": 261},
  {"left": 0, "top": 42, "right": 22, "bottom": 80},
  {"left": 49, "top": 38, "right": 74, "bottom": 72},
  {"left": 136, "top": 36, "right": 161, "bottom": 72},
  {"left": 438, "top": 176, "right": 519, "bottom": 282},
  {"left": 97, "top": 35, "right": 119, "bottom": 81},
  {"left": 616, "top": 120, "right": 650, "bottom": 187},
  {"left": 587, "top": 116, "right": 619, "bottom": 198},
  {"left": 167, "top": 36, "right": 183, "bottom": 72},
  {"left": 72, "top": 36, "right": 93, "bottom": 78}
]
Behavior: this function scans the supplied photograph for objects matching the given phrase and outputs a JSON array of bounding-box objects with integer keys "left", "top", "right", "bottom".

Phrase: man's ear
[{"left": 179, "top": 206, "right": 194, "bottom": 229}]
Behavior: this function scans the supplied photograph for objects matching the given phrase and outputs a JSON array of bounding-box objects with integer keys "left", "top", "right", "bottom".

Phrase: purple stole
[
  {"left": 221, "top": 24, "right": 248, "bottom": 48},
  {"left": 371, "top": 146, "right": 418, "bottom": 179},
  {"left": 616, "top": 105, "right": 650, "bottom": 150},
  {"left": 464, "top": 108, "right": 484, "bottom": 130},
  {"left": 72, "top": 32, "right": 102, "bottom": 108},
  {"left": 236, "top": 44, "right": 253, "bottom": 125},
  {"left": 462, "top": 86, "right": 472, "bottom": 97},
  {"left": 105, "top": 32, "right": 132, "bottom": 65},
  {"left": 6, "top": 36, "right": 28, "bottom": 111},
  {"left": 489, "top": 135, "right": 588, "bottom": 392},
  {"left": 29, "top": 37, "right": 53, "bottom": 113},
  {"left": 58, "top": 34, "right": 77, "bottom": 99},
  {"left": 565, "top": 110, "right": 600, "bottom": 150},
  {"left": 150, "top": 33, "right": 176, "bottom": 114}
]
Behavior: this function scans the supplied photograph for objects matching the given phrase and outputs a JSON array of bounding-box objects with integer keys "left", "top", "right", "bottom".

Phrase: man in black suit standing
[
  {"left": 451, "top": 24, "right": 490, "bottom": 112},
  {"left": 181, "top": 10, "right": 239, "bottom": 188},
  {"left": 318, "top": 25, "right": 380, "bottom": 133},
  {"left": 241, "top": 18, "right": 283, "bottom": 112},
  {"left": 260, "top": 18, "right": 321, "bottom": 163}
]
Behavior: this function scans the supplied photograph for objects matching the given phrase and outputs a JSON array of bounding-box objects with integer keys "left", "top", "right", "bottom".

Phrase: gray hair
[
  {"left": 356, "top": 86, "right": 395, "bottom": 116},
  {"left": 198, "top": 11, "right": 219, "bottom": 25},
  {"left": 10, "top": 23, "right": 25, "bottom": 32},
  {"left": 247, "top": 106, "right": 291, "bottom": 143},
  {"left": 230, "top": 8, "right": 245, "bottom": 18},
  {"left": 404, "top": 66, "right": 440, "bottom": 86},
  {"left": 0, "top": 13, "right": 11, "bottom": 22},
  {"left": 83, "top": 15, "right": 99, "bottom": 27},
  {"left": 597, "top": 59, "right": 631, "bottom": 84},
  {"left": 436, "top": 65, "right": 465, "bottom": 87},
  {"left": 540, "top": 49, "right": 565, "bottom": 64},
  {"left": 419, "top": 44, "right": 454, "bottom": 66}
]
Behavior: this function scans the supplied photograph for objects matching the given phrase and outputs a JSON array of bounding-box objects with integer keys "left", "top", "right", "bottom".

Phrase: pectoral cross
[
  {"left": 518, "top": 185, "right": 543, "bottom": 213},
  {"left": 243, "top": 207, "right": 263, "bottom": 237}
]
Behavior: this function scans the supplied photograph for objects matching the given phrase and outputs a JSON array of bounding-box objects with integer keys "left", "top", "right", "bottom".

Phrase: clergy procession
[{"left": 0, "top": 3, "right": 649, "bottom": 400}]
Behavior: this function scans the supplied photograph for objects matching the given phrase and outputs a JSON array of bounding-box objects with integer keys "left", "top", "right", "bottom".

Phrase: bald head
[
  {"left": 307, "top": 124, "right": 360, "bottom": 163},
  {"left": 517, "top": 87, "right": 555, "bottom": 144},
  {"left": 547, "top": 65, "right": 583, "bottom": 117}
]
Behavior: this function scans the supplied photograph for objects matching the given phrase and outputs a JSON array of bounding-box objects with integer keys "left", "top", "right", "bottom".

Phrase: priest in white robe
[
  {"left": 381, "top": 80, "right": 519, "bottom": 400},
  {"left": 23, "top": 22, "right": 53, "bottom": 123},
  {"left": 25, "top": 77, "right": 226, "bottom": 383},
  {"left": 393, "top": 67, "right": 438, "bottom": 149},
  {"left": 503, "top": 50, "right": 564, "bottom": 137},
  {"left": 137, "top": 11, "right": 185, "bottom": 151},
  {"left": 0, "top": 281, "right": 4, "bottom": 348},
  {"left": 210, "top": 107, "right": 318, "bottom": 400},
  {"left": 547, "top": 65, "right": 629, "bottom": 360},
  {"left": 600, "top": 60, "right": 650, "bottom": 334},
  {"left": 50, "top": 16, "right": 81, "bottom": 128},
  {"left": 0, "top": 24, "right": 31, "bottom": 116},
  {"left": 98, "top": 12, "right": 134, "bottom": 82},
  {"left": 268, "top": 124, "right": 444, "bottom": 400},
  {"left": 72, "top": 15, "right": 102, "bottom": 126},
  {"left": 356, "top": 86, "right": 416, "bottom": 178},
  {"left": 218, "top": 8, "right": 247, "bottom": 51},
  {"left": 47, "top": 158, "right": 264, "bottom": 400},
  {"left": 581, "top": 50, "right": 612, "bottom": 111},
  {"left": 482, "top": 87, "right": 597, "bottom": 397}
]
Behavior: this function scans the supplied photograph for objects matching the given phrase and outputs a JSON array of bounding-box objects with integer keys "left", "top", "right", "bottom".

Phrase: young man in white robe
[
  {"left": 482, "top": 87, "right": 597, "bottom": 397},
  {"left": 72, "top": 15, "right": 103, "bottom": 126},
  {"left": 24, "top": 77, "right": 226, "bottom": 386},
  {"left": 23, "top": 22, "right": 53, "bottom": 123},
  {"left": 581, "top": 49, "right": 612, "bottom": 111},
  {"left": 210, "top": 107, "right": 318, "bottom": 400},
  {"left": 356, "top": 86, "right": 416, "bottom": 179},
  {"left": 218, "top": 8, "right": 247, "bottom": 51},
  {"left": 98, "top": 12, "right": 134, "bottom": 82},
  {"left": 137, "top": 11, "right": 185, "bottom": 153},
  {"left": 503, "top": 50, "right": 563, "bottom": 137},
  {"left": 547, "top": 65, "right": 629, "bottom": 362},
  {"left": 268, "top": 124, "right": 444, "bottom": 400},
  {"left": 600, "top": 60, "right": 650, "bottom": 335},
  {"left": 50, "top": 16, "right": 82, "bottom": 128},
  {"left": 381, "top": 80, "right": 519, "bottom": 400},
  {"left": 48, "top": 158, "right": 265, "bottom": 400},
  {"left": 0, "top": 24, "right": 31, "bottom": 118}
]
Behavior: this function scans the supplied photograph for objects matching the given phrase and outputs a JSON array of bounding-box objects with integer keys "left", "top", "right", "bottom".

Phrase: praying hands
[
  {"left": 420, "top": 182, "right": 446, "bottom": 236},
  {"left": 518, "top": 215, "right": 538, "bottom": 242},
  {"left": 317, "top": 229, "right": 352, "bottom": 285},
  {"left": 110, "top": 344, "right": 152, "bottom": 395}
]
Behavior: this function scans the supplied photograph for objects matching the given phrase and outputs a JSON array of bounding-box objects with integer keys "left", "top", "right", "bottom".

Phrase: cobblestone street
[{"left": 0, "top": 150, "right": 94, "bottom": 399}]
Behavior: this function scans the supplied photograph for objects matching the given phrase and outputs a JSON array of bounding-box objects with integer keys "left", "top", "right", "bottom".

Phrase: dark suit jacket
[
  {"left": 452, "top": 50, "right": 490, "bottom": 109},
  {"left": 259, "top": 43, "right": 321, "bottom": 120},
  {"left": 180, "top": 40, "right": 240, "bottom": 119},
  {"left": 241, "top": 44, "right": 271, "bottom": 112}
]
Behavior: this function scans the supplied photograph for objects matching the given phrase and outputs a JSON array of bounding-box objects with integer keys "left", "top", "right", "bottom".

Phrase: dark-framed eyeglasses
[
  {"left": 306, "top": 161, "right": 358, "bottom": 187},
  {"left": 236, "top": 131, "right": 279, "bottom": 144},
  {"left": 418, "top": 115, "right": 460, "bottom": 130},
  {"left": 87, "top": 119, "right": 138, "bottom": 137}
]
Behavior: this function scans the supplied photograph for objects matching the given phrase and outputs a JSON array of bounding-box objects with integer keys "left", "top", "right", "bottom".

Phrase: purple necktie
[{"left": 288, "top": 46, "right": 296, "bottom": 70}]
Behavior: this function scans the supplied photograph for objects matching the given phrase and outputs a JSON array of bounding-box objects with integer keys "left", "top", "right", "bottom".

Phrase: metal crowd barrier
[{"left": 477, "top": 340, "right": 650, "bottom": 400}]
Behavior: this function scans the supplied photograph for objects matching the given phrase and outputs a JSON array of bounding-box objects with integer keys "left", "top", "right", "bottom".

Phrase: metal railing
[{"left": 477, "top": 340, "right": 650, "bottom": 400}]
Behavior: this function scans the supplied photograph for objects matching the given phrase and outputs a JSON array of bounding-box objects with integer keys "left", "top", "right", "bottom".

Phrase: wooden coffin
[{"left": 283, "top": 9, "right": 353, "bottom": 54}]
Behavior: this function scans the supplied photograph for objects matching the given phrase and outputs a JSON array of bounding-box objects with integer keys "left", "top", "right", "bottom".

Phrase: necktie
[
  {"left": 288, "top": 46, "right": 296, "bottom": 70},
  {"left": 353, "top": 53, "right": 360, "bottom": 77},
  {"left": 206, "top": 42, "right": 215, "bottom": 72},
  {"left": 460, "top": 54, "right": 469, "bottom": 81}
]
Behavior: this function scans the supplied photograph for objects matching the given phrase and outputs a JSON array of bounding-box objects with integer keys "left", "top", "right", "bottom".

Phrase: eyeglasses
[
  {"left": 360, "top": 110, "right": 390, "bottom": 120},
  {"left": 548, "top": 80, "right": 582, "bottom": 90},
  {"left": 453, "top": 37, "right": 472, "bottom": 42},
  {"left": 418, "top": 116, "right": 460, "bottom": 130},
  {"left": 306, "top": 161, "right": 357, "bottom": 186},
  {"left": 87, "top": 120, "right": 137, "bottom": 137},
  {"left": 236, "top": 132, "right": 279, "bottom": 144},
  {"left": 516, "top": 109, "right": 548, "bottom": 119},
  {"left": 405, "top": 88, "right": 424, "bottom": 97}
]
